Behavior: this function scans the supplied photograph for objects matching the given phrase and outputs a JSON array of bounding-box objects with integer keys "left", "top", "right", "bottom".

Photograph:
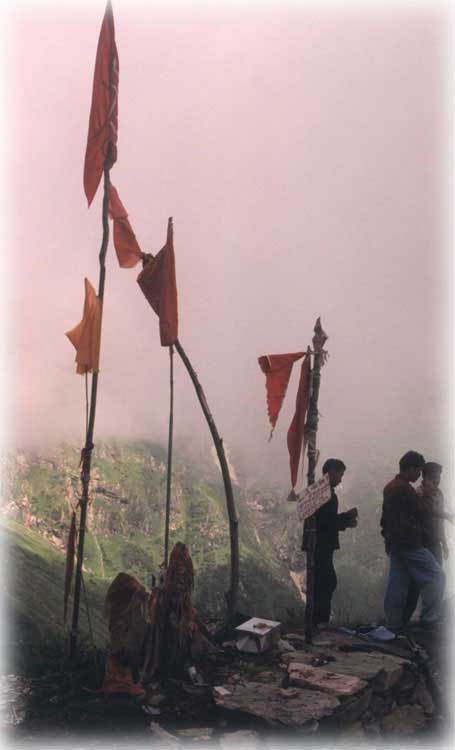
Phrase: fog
[{"left": 2, "top": 1, "right": 452, "bottom": 491}]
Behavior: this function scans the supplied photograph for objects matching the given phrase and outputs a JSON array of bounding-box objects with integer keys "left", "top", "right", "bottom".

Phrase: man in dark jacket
[
  {"left": 381, "top": 451, "right": 445, "bottom": 631},
  {"left": 310, "top": 458, "right": 358, "bottom": 627}
]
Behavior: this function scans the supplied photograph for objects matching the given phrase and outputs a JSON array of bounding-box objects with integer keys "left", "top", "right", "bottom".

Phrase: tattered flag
[
  {"left": 287, "top": 353, "right": 311, "bottom": 488},
  {"left": 109, "top": 185, "right": 143, "bottom": 268},
  {"left": 258, "top": 352, "right": 306, "bottom": 436},
  {"left": 137, "top": 218, "right": 178, "bottom": 346},
  {"left": 66, "top": 278, "right": 102, "bottom": 374},
  {"left": 83, "top": 1, "right": 119, "bottom": 206}
]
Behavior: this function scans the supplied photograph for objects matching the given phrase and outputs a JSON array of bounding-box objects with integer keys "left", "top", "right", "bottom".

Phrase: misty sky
[{"left": 2, "top": 1, "right": 452, "bottom": 491}]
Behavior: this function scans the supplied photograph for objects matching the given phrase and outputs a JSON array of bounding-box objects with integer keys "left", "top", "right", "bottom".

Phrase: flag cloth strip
[{"left": 109, "top": 184, "right": 144, "bottom": 268}]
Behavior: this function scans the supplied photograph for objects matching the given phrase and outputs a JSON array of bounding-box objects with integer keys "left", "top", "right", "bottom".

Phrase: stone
[
  {"left": 177, "top": 727, "right": 214, "bottom": 739},
  {"left": 288, "top": 662, "right": 367, "bottom": 696},
  {"left": 413, "top": 677, "right": 435, "bottom": 715},
  {"left": 329, "top": 688, "right": 373, "bottom": 726},
  {"left": 213, "top": 680, "right": 339, "bottom": 727},
  {"left": 283, "top": 648, "right": 408, "bottom": 693},
  {"left": 381, "top": 704, "right": 427, "bottom": 735},
  {"left": 219, "top": 729, "right": 260, "bottom": 749},
  {"left": 277, "top": 639, "right": 296, "bottom": 654},
  {"left": 213, "top": 686, "right": 232, "bottom": 697}
]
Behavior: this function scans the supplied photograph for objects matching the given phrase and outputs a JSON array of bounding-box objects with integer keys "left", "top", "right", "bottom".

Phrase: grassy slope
[
  {"left": 1, "top": 518, "right": 109, "bottom": 669},
  {"left": 3, "top": 441, "right": 305, "bottom": 664}
]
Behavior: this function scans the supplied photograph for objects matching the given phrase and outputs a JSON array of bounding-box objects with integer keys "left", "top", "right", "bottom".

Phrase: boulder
[
  {"left": 213, "top": 680, "right": 339, "bottom": 727},
  {"left": 288, "top": 662, "right": 367, "bottom": 696},
  {"left": 380, "top": 704, "right": 427, "bottom": 735}
]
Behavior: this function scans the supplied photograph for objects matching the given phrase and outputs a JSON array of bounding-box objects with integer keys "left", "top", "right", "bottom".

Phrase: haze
[{"left": 3, "top": 1, "right": 452, "bottom": 492}]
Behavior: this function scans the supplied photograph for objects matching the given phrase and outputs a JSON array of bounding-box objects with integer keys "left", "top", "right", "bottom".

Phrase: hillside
[{"left": 1, "top": 440, "right": 306, "bottom": 663}]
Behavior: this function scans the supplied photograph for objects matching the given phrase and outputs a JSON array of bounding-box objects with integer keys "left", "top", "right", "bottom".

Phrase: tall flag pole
[
  {"left": 69, "top": 1, "right": 119, "bottom": 659},
  {"left": 302, "top": 317, "right": 328, "bottom": 643}
]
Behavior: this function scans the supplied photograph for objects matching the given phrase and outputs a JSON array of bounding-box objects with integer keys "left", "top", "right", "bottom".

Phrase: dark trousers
[{"left": 313, "top": 548, "right": 337, "bottom": 625}]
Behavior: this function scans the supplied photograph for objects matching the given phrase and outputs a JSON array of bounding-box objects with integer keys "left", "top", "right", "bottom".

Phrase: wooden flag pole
[
  {"left": 174, "top": 340, "right": 239, "bottom": 621},
  {"left": 69, "top": 159, "right": 111, "bottom": 660},
  {"left": 302, "top": 317, "right": 328, "bottom": 644},
  {"left": 164, "top": 344, "right": 175, "bottom": 567}
]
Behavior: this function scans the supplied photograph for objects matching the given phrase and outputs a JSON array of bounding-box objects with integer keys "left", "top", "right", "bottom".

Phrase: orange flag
[
  {"left": 258, "top": 352, "right": 306, "bottom": 436},
  {"left": 137, "top": 218, "right": 178, "bottom": 346},
  {"left": 66, "top": 279, "right": 102, "bottom": 374},
  {"left": 83, "top": 1, "right": 119, "bottom": 206},
  {"left": 109, "top": 185, "right": 143, "bottom": 268},
  {"left": 287, "top": 354, "right": 311, "bottom": 488}
]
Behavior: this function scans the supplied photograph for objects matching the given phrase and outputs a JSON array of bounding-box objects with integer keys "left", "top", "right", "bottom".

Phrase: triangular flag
[
  {"left": 83, "top": 1, "right": 119, "bottom": 206},
  {"left": 137, "top": 218, "right": 178, "bottom": 346},
  {"left": 258, "top": 352, "right": 305, "bottom": 435},
  {"left": 66, "top": 279, "right": 102, "bottom": 374}
]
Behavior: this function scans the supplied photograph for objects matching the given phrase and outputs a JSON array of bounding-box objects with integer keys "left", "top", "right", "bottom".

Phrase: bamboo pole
[
  {"left": 174, "top": 339, "right": 239, "bottom": 620},
  {"left": 164, "top": 344, "right": 174, "bottom": 567},
  {"left": 69, "top": 160, "right": 111, "bottom": 660},
  {"left": 302, "top": 317, "right": 328, "bottom": 644}
]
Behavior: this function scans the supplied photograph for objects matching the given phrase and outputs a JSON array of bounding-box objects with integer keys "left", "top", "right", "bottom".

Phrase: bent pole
[
  {"left": 174, "top": 339, "right": 239, "bottom": 622},
  {"left": 69, "top": 160, "right": 111, "bottom": 660}
]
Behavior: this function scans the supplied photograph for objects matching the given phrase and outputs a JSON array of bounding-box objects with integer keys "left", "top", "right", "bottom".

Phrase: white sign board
[{"left": 297, "top": 474, "right": 331, "bottom": 520}]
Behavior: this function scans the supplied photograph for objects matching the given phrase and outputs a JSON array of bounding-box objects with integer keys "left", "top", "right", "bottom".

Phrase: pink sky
[{"left": 3, "top": 1, "right": 452, "bottom": 487}]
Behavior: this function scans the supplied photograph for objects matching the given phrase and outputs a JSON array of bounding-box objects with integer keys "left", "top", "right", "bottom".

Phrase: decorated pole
[
  {"left": 164, "top": 345, "right": 175, "bottom": 567},
  {"left": 174, "top": 340, "right": 239, "bottom": 620},
  {"left": 69, "top": 2, "right": 118, "bottom": 659},
  {"left": 302, "top": 317, "right": 328, "bottom": 644}
]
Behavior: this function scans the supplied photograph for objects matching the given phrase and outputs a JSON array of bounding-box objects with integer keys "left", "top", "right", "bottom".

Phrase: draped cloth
[
  {"left": 83, "top": 1, "right": 119, "bottom": 206},
  {"left": 137, "top": 218, "right": 178, "bottom": 346},
  {"left": 108, "top": 185, "right": 143, "bottom": 268},
  {"left": 65, "top": 278, "right": 102, "bottom": 374},
  {"left": 287, "top": 354, "right": 311, "bottom": 488},
  {"left": 258, "top": 352, "right": 306, "bottom": 435}
]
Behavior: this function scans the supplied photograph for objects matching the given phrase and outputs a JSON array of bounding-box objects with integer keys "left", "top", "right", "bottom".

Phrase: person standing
[
  {"left": 381, "top": 451, "right": 445, "bottom": 632},
  {"left": 417, "top": 462, "right": 450, "bottom": 564},
  {"left": 308, "top": 458, "right": 358, "bottom": 627}
]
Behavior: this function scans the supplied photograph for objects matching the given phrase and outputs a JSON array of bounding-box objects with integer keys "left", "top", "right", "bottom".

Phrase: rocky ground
[{"left": 1, "top": 624, "right": 451, "bottom": 749}]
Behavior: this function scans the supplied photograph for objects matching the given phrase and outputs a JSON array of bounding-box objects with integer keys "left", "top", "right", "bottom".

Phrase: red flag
[
  {"left": 65, "top": 278, "right": 102, "bottom": 374},
  {"left": 258, "top": 352, "right": 305, "bottom": 435},
  {"left": 108, "top": 185, "right": 143, "bottom": 268},
  {"left": 287, "top": 354, "right": 311, "bottom": 488},
  {"left": 83, "top": 2, "right": 119, "bottom": 206},
  {"left": 137, "top": 218, "right": 178, "bottom": 346}
]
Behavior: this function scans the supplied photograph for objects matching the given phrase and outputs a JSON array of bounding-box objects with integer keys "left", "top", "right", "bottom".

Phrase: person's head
[
  {"left": 399, "top": 451, "right": 425, "bottom": 483},
  {"left": 322, "top": 458, "right": 346, "bottom": 488},
  {"left": 422, "top": 462, "right": 443, "bottom": 488}
]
